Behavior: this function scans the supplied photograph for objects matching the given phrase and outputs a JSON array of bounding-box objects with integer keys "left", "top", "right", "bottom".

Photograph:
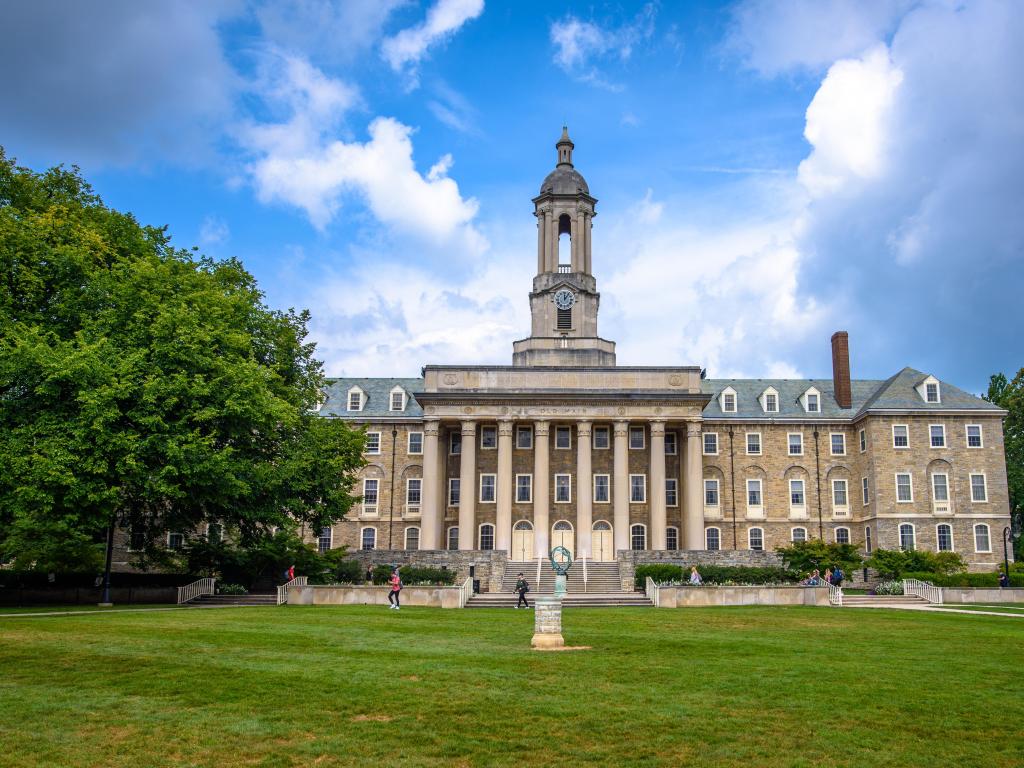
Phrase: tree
[
  {"left": 0, "top": 150, "right": 365, "bottom": 570},
  {"left": 776, "top": 540, "right": 862, "bottom": 576},
  {"left": 984, "top": 370, "right": 1024, "bottom": 559}
]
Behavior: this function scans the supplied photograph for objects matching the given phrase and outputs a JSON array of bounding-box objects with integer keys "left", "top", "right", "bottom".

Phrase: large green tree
[
  {"left": 985, "top": 369, "right": 1024, "bottom": 559},
  {"left": 0, "top": 150, "right": 364, "bottom": 570}
]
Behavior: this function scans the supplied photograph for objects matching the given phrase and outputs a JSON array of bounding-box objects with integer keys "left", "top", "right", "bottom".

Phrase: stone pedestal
[
  {"left": 531, "top": 596, "right": 564, "bottom": 649},
  {"left": 553, "top": 573, "right": 567, "bottom": 598}
]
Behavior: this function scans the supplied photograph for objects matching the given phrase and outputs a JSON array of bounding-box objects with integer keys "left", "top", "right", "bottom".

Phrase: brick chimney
[{"left": 831, "top": 331, "right": 852, "bottom": 409}]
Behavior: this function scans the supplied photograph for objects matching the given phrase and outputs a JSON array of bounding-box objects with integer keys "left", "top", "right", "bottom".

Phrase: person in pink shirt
[{"left": 388, "top": 568, "right": 402, "bottom": 610}]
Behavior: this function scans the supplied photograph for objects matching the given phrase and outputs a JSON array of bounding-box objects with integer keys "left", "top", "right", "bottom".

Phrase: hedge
[
  {"left": 371, "top": 564, "right": 456, "bottom": 586},
  {"left": 902, "top": 571, "right": 1024, "bottom": 588},
  {"left": 634, "top": 563, "right": 800, "bottom": 589}
]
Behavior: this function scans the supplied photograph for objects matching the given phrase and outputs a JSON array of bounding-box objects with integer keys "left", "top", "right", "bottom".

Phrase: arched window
[
  {"left": 936, "top": 524, "right": 953, "bottom": 552},
  {"left": 447, "top": 526, "right": 459, "bottom": 551},
  {"left": 666, "top": 527, "right": 679, "bottom": 551},
  {"left": 748, "top": 527, "right": 764, "bottom": 551},
  {"left": 974, "top": 524, "right": 991, "bottom": 553},
  {"left": 557, "top": 213, "right": 571, "bottom": 267},
  {"left": 479, "top": 524, "right": 495, "bottom": 550},
  {"left": 630, "top": 524, "right": 646, "bottom": 551},
  {"left": 835, "top": 527, "right": 850, "bottom": 545},
  {"left": 514, "top": 520, "right": 533, "bottom": 531},
  {"left": 360, "top": 527, "right": 376, "bottom": 551},
  {"left": 899, "top": 523, "right": 915, "bottom": 551},
  {"left": 706, "top": 527, "right": 721, "bottom": 551},
  {"left": 593, "top": 520, "right": 611, "bottom": 531},
  {"left": 405, "top": 527, "right": 420, "bottom": 551},
  {"left": 791, "top": 527, "right": 807, "bottom": 543}
]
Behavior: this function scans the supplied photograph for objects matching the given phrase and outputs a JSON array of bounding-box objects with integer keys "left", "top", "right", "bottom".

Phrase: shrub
[
  {"left": 634, "top": 564, "right": 683, "bottom": 589},
  {"left": 217, "top": 583, "right": 248, "bottom": 595},
  {"left": 867, "top": 549, "right": 968, "bottom": 579},
  {"left": 372, "top": 564, "right": 456, "bottom": 586},
  {"left": 873, "top": 580, "right": 904, "bottom": 595},
  {"left": 777, "top": 541, "right": 862, "bottom": 575},
  {"left": 902, "top": 571, "right": 1024, "bottom": 588},
  {"left": 634, "top": 563, "right": 800, "bottom": 588},
  {"left": 333, "top": 559, "right": 364, "bottom": 584}
]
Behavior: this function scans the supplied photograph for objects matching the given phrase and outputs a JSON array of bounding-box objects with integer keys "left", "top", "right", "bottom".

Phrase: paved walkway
[{"left": 849, "top": 603, "right": 1024, "bottom": 618}]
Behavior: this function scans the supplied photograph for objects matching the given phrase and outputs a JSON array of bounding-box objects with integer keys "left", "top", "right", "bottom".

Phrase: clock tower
[{"left": 512, "top": 127, "right": 617, "bottom": 367}]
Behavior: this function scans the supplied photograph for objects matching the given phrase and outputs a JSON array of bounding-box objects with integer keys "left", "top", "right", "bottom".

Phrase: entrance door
[
  {"left": 592, "top": 521, "right": 614, "bottom": 561},
  {"left": 551, "top": 520, "right": 574, "bottom": 559},
  {"left": 511, "top": 521, "right": 534, "bottom": 561}
]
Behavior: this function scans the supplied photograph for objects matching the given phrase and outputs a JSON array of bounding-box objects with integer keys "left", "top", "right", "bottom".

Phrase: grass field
[{"left": 1, "top": 606, "right": 1021, "bottom": 768}]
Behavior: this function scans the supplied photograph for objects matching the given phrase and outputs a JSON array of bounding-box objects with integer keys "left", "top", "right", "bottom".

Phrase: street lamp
[{"left": 1003, "top": 522, "right": 1020, "bottom": 584}]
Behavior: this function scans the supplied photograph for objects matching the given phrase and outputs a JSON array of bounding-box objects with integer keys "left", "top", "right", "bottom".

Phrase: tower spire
[{"left": 556, "top": 125, "right": 574, "bottom": 166}]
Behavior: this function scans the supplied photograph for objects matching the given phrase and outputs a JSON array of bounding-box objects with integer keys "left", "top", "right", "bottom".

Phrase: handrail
[
  {"left": 828, "top": 581, "right": 843, "bottom": 607},
  {"left": 277, "top": 576, "right": 308, "bottom": 605},
  {"left": 177, "top": 577, "right": 216, "bottom": 604},
  {"left": 645, "top": 576, "right": 660, "bottom": 608},
  {"left": 457, "top": 576, "right": 473, "bottom": 608},
  {"left": 903, "top": 578, "right": 943, "bottom": 604},
  {"left": 536, "top": 556, "right": 542, "bottom": 590},
  {"left": 582, "top": 554, "right": 588, "bottom": 593}
]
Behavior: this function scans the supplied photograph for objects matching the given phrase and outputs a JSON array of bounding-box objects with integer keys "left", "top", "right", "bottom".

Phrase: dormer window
[
  {"left": 800, "top": 387, "right": 821, "bottom": 414},
  {"left": 760, "top": 387, "right": 779, "bottom": 413},
  {"left": 916, "top": 375, "right": 941, "bottom": 404},
  {"left": 347, "top": 387, "right": 365, "bottom": 412},
  {"left": 719, "top": 387, "right": 737, "bottom": 413},
  {"left": 389, "top": 387, "right": 406, "bottom": 412}
]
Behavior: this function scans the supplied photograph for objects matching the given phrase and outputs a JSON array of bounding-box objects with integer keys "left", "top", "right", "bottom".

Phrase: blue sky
[{"left": 2, "top": 0, "right": 1022, "bottom": 392}]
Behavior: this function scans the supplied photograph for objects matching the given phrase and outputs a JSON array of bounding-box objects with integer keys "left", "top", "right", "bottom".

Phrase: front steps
[
  {"left": 466, "top": 592, "right": 652, "bottom": 608},
  {"left": 840, "top": 594, "right": 930, "bottom": 608},
  {"left": 500, "top": 561, "right": 623, "bottom": 594},
  {"left": 191, "top": 593, "right": 278, "bottom": 607}
]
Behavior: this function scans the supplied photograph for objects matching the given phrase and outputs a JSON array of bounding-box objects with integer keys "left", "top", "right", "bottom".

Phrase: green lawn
[{"left": 1, "top": 606, "right": 1021, "bottom": 768}]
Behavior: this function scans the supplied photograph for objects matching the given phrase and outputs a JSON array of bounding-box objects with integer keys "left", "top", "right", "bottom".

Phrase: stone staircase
[
  {"left": 840, "top": 594, "right": 930, "bottom": 608},
  {"left": 465, "top": 561, "right": 652, "bottom": 608},
  {"left": 191, "top": 593, "right": 278, "bottom": 607}
]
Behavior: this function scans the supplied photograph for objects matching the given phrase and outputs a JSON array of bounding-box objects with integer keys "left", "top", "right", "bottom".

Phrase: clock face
[{"left": 553, "top": 289, "right": 576, "bottom": 310}]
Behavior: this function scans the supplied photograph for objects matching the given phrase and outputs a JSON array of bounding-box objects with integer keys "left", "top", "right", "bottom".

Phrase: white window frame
[
  {"left": 974, "top": 524, "right": 992, "bottom": 553},
  {"left": 666, "top": 478, "right": 678, "bottom": 507},
  {"left": 834, "top": 527, "right": 851, "bottom": 545},
  {"left": 593, "top": 473, "right": 610, "bottom": 503},
  {"left": 347, "top": 386, "right": 364, "bottom": 412},
  {"left": 862, "top": 476, "right": 870, "bottom": 506},
  {"left": 966, "top": 424, "right": 983, "bottom": 448},
  {"left": 703, "top": 432, "right": 719, "bottom": 456},
  {"left": 830, "top": 432, "right": 846, "bottom": 456},
  {"left": 970, "top": 473, "right": 988, "bottom": 503},
  {"left": 664, "top": 431, "right": 678, "bottom": 455},
  {"left": 407, "top": 431, "right": 423, "bottom": 455},
  {"left": 479, "top": 473, "right": 497, "bottom": 503},
  {"left": 748, "top": 527, "right": 764, "bottom": 551},
  {"left": 447, "top": 477, "right": 460, "bottom": 507},
  {"left": 666, "top": 526, "right": 680, "bottom": 551},
  {"left": 719, "top": 386, "right": 737, "bottom": 413},
  {"left": 801, "top": 387, "right": 821, "bottom": 414},
  {"left": 746, "top": 432, "right": 761, "bottom": 455},
  {"left": 317, "top": 526, "right": 332, "bottom": 553},
  {"left": 899, "top": 523, "right": 916, "bottom": 551},
  {"left": 859, "top": 428, "right": 866, "bottom": 453},
  {"left": 832, "top": 479, "right": 849, "bottom": 513},
  {"left": 936, "top": 523, "right": 954, "bottom": 552},
  {"left": 630, "top": 524, "right": 647, "bottom": 551},
  {"left": 931, "top": 472, "right": 950, "bottom": 509},
  {"left": 405, "top": 477, "right": 422, "bottom": 508},
  {"left": 479, "top": 523, "right": 495, "bottom": 550},
  {"left": 629, "top": 425, "right": 645, "bottom": 450},
  {"left": 705, "top": 527, "right": 721, "bottom": 551},
  {"left": 480, "top": 425, "right": 497, "bottom": 450},
  {"left": 892, "top": 424, "right": 909, "bottom": 449},
  {"left": 629, "top": 474, "right": 647, "bottom": 503},
  {"left": 864, "top": 525, "right": 872, "bottom": 553},
  {"left": 917, "top": 376, "right": 941, "bottom": 403},
  {"left": 929, "top": 424, "right": 946, "bottom": 449},
  {"left": 704, "top": 478, "right": 720, "bottom": 508},
  {"left": 446, "top": 526, "right": 459, "bottom": 551},
  {"left": 592, "top": 425, "right": 610, "bottom": 450},
  {"left": 554, "top": 425, "right": 572, "bottom": 450},
  {"left": 791, "top": 527, "right": 808, "bottom": 543},
  {"left": 789, "top": 479, "right": 806, "bottom": 513},
  {"left": 760, "top": 387, "right": 779, "bottom": 414},
  {"left": 360, "top": 526, "right": 376, "bottom": 551},
  {"left": 515, "top": 425, "right": 533, "bottom": 450},
  {"left": 788, "top": 432, "right": 803, "bottom": 456},
  {"left": 362, "top": 478, "right": 379, "bottom": 517},
  {"left": 389, "top": 387, "right": 406, "bottom": 412},
  {"left": 404, "top": 526, "right": 420, "bottom": 551},
  {"left": 895, "top": 473, "right": 914, "bottom": 503},
  {"left": 554, "top": 473, "right": 572, "bottom": 504},
  {"left": 515, "top": 473, "right": 533, "bottom": 504},
  {"left": 364, "top": 431, "right": 382, "bottom": 455},
  {"left": 746, "top": 478, "right": 763, "bottom": 515}
]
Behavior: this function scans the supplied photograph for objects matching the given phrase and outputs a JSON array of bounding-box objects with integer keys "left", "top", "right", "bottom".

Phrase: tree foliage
[
  {"left": 864, "top": 548, "right": 967, "bottom": 579},
  {"left": 775, "top": 540, "right": 863, "bottom": 576},
  {"left": 985, "top": 370, "right": 1024, "bottom": 558},
  {"left": 0, "top": 150, "right": 364, "bottom": 569}
]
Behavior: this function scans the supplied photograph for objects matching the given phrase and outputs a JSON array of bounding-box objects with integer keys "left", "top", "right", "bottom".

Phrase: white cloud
[
  {"left": 427, "top": 81, "right": 480, "bottom": 134},
  {"left": 550, "top": 4, "right": 657, "bottom": 88},
  {"left": 381, "top": 0, "right": 484, "bottom": 88},
  {"left": 199, "top": 216, "right": 230, "bottom": 246}
]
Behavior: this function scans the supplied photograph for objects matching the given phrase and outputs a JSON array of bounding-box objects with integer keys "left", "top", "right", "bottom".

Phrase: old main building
[{"left": 315, "top": 129, "right": 1011, "bottom": 571}]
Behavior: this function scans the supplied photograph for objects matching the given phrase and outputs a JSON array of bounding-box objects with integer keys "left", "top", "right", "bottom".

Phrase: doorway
[
  {"left": 592, "top": 520, "right": 614, "bottom": 561},
  {"left": 511, "top": 520, "right": 534, "bottom": 561},
  {"left": 551, "top": 520, "right": 574, "bottom": 558}
]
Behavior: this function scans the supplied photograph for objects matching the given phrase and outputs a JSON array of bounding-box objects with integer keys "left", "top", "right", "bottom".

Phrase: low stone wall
[
  {"left": 941, "top": 587, "right": 1024, "bottom": 604},
  {"left": 655, "top": 585, "right": 829, "bottom": 608},
  {"left": 617, "top": 550, "right": 784, "bottom": 591},
  {"left": 343, "top": 550, "right": 507, "bottom": 592},
  {"left": 0, "top": 587, "right": 176, "bottom": 606},
  {"left": 288, "top": 584, "right": 463, "bottom": 608}
]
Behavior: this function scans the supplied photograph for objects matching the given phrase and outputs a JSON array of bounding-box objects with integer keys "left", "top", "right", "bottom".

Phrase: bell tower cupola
[{"left": 512, "top": 127, "right": 616, "bottom": 367}]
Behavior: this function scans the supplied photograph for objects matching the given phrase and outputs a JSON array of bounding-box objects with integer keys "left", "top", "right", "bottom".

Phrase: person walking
[
  {"left": 514, "top": 572, "right": 530, "bottom": 608},
  {"left": 999, "top": 571, "right": 1010, "bottom": 588},
  {"left": 689, "top": 566, "right": 703, "bottom": 586},
  {"left": 832, "top": 566, "right": 844, "bottom": 587},
  {"left": 287, "top": 564, "right": 295, "bottom": 581},
  {"left": 388, "top": 568, "right": 402, "bottom": 610}
]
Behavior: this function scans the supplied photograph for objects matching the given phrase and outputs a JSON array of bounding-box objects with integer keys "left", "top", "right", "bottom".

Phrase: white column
[
  {"left": 496, "top": 419, "right": 514, "bottom": 552},
  {"left": 650, "top": 420, "right": 667, "bottom": 550},
  {"left": 684, "top": 422, "right": 705, "bottom": 550},
  {"left": 533, "top": 421, "right": 550, "bottom": 557},
  {"left": 613, "top": 420, "right": 630, "bottom": 552},
  {"left": 458, "top": 421, "right": 476, "bottom": 550},
  {"left": 420, "top": 419, "right": 441, "bottom": 549},
  {"left": 576, "top": 420, "right": 593, "bottom": 558}
]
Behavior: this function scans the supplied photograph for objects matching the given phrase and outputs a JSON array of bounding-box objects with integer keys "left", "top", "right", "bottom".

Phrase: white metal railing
[
  {"left": 828, "top": 581, "right": 843, "bottom": 607},
  {"left": 582, "top": 554, "right": 588, "bottom": 593},
  {"left": 276, "top": 576, "right": 308, "bottom": 605},
  {"left": 535, "top": 556, "right": 543, "bottom": 590},
  {"left": 177, "top": 577, "right": 216, "bottom": 604},
  {"left": 903, "top": 578, "right": 943, "bottom": 604},
  {"left": 458, "top": 576, "right": 473, "bottom": 608},
  {"left": 645, "top": 576, "right": 660, "bottom": 608}
]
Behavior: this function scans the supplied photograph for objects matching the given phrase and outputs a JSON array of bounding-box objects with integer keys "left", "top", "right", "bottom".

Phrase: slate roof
[
  {"left": 700, "top": 378, "right": 883, "bottom": 420},
  {"left": 319, "top": 378, "right": 424, "bottom": 419},
  {"left": 852, "top": 367, "right": 1002, "bottom": 415}
]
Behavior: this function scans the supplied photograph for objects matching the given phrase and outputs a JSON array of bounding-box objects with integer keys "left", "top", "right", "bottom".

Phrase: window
[
  {"left": 592, "top": 426, "right": 610, "bottom": 449},
  {"left": 666, "top": 478, "right": 678, "bottom": 507},
  {"left": 762, "top": 390, "right": 779, "bottom": 413},
  {"left": 593, "top": 474, "right": 610, "bottom": 503},
  {"left": 167, "top": 532, "right": 184, "bottom": 550},
  {"left": 893, "top": 424, "right": 909, "bottom": 448},
  {"left": 835, "top": 527, "right": 850, "bottom": 545},
  {"left": 555, "top": 426, "right": 571, "bottom": 450},
  {"left": 405, "top": 527, "right": 420, "bottom": 551},
  {"left": 630, "top": 524, "right": 646, "bottom": 551},
  {"left": 830, "top": 433, "right": 846, "bottom": 455},
  {"left": 970, "top": 473, "right": 987, "bottom": 502},
  {"left": 899, "top": 523, "right": 916, "bottom": 551},
  {"left": 748, "top": 527, "right": 764, "bottom": 551},
  {"left": 555, "top": 474, "right": 571, "bottom": 503},
  {"left": 447, "top": 526, "right": 459, "bottom": 550},
  {"left": 363, "top": 479, "right": 379, "bottom": 515},
  {"left": 629, "top": 426, "right": 645, "bottom": 449},
  {"left": 929, "top": 424, "right": 946, "bottom": 448},
  {"left": 833, "top": 479, "right": 848, "bottom": 508},
  {"left": 895, "top": 473, "right": 913, "bottom": 502},
  {"left": 365, "top": 432, "right": 381, "bottom": 454},
  {"left": 966, "top": 424, "right": 983, "bottom": 448},
  {"left": 723, "top": 392, "right": 737, "bottom": 412},
  {"left": 664, "top": 431, "right": 677, "bottom": 455},
  {"left": 859, "top": 429, "right": 866, "bottom": 452},
  {"left": 936, "top": 524, "right": 953, "bottom": 552},
  {"left": 480, "top": 426, "right": 497, "bottom": 449},
  {"left": 129, "top": 527, "right": 146, "bottom": 551},
  {"left": 666, "top": 527, "right": 679, "bottom": 551},
  {"left": 361, "top": 527, "right": 376, "bottom": 550},
  {"left": 516, "top": 426, "right": 533, "bottom": 449},
  {"left": 865, "top": 526, "right": 873, "bottom": 553},
  {"left": 448, "top": 478, "right": 460, "bottom": 506},
  {"left": 347, "top": 390, "right": 363, "bottom": 411},
  {"left": 790, "top": 479, "right": 805, "bottom": 507},
  {"left": 926, "top": 382, "right": 939, "bottom": 403},
  {"left": 788, "top": 433, "right": 803, "bottom": 456},
  {"left": 747, "top": 479, "right": 762, "bottom": 507},
  {"left": 406, "top": 479, "right": 422, "bottom": 507},
  {"left": 791, "top": 527, "right": 807, "bottom": 543},
  {"left": 706, "top": 528, "right": 720, "bottom": 551},
  {"left": 390, "top": 390, "right": 405, "bottom": 411},
  {"left": 515, "top": 474, "right": 532, "bottom": 503},
  {"left": 316, "top": 526, "right": 332, "bottom": 553},
  {"left": 629, "top": 474, "right": 646, "bottom": 503},
  {"left": 703, "top": 432, "right": 718, "bottom": 455},
  {"left": 806, "top": 393, "right": 820, "bottom": 413},
  {"left": 408, "top": 432, "right": 423, "bottom": 454},
  {"left": 862, "top": 477, "right": 870, "bottom": 505},
  {"left": 704, "top": 479, "right": 720, "bottom": 507},
  {"left": 746, "top": 432, "right": 761, "bottom": 455},
  {"left": 479, "top": 524, "right": 494, "bottom": 550},
  {"left": 932, "top": 473, "right": 949, "bottom": 503},
  {"left": 479, "top": 474, "right": 496, "bottom": 503},
  {"left": 449, "top": 431, "right": 462, "bottom": 455}
]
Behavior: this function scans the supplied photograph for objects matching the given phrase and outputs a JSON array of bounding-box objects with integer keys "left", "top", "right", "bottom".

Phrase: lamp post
[{"left": 1004, "top": 523, "right": 1020, "bottom": 584}]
